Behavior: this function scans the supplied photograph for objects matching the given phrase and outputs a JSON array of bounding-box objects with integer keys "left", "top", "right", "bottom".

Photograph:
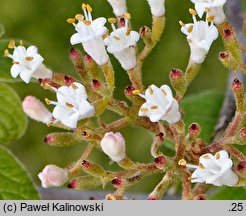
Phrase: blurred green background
[{"left": 0, "top": 0, "right": 245, "bottom": 194}]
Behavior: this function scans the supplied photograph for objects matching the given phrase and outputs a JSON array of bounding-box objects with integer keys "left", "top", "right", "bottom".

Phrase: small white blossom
[
  {"left": 190, "top": 0, "right": 227, "bottom": 24},
  {"left": 107, "top": 0, "right": 127, "bottom": 17},
  {"left": 181, "top": 12, "right": 218, "bottom": 64},
  {"left": 5, "top": 42, "right": 52, "bottom": 83},
  {"left": 38, "top": 165, "right": 68, "bottom": 188},
  {"left": 100, "top": 132, "right": 126, "bottom": 162},
  {"left": 47, "top": 82, "right": 95, "bottom": 129},
  {"left": 147, "top": 0, "right": 165, "bottom": 17},
  {"left": 186, "top": 150, "right": 239, "bottom": 186},
  {"left": 138, "top": 84, "right": 181, "bottom": 124},
  {"left": 104, "top": 18, "right": 140, "bottom": 71},
  {"left": 69, "top": 4, "right": 109, "bottom": 65},
  {"left": 22, "top": 96, "right": 52, "bottom": 124}
]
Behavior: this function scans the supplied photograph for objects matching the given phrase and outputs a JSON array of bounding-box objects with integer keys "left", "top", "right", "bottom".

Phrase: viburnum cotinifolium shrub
[{"left": 4, "top": 0, "right": 246, "bottom": 200}]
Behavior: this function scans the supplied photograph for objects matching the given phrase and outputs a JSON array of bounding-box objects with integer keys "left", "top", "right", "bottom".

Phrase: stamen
[
  {"left": 113, "top": 36, "right": 120, "bottom": 40},
  {"left": 125, "top": 28, "right": 131, "bottom": 36},
  {"left": 66, "top": 102, "right": 74, "bottom": 108},
  {"left": 75, "top": 14, "right": 84, "bottom": 21},
  {"left": 25, "top": 56, "right": 34, "bottom": 61},
  {"left": 4, "top": 49, "right": 9, "bottom": 57},
  {"left": 187, "top": 25, "right": 193, "bottom": 33},
  {"left": 108, "top": 18, "right": 117, "bottom": 24},
  {"left": 82, "top": 3, "right": 87, "bottom": 11},
  {"left": 8, "top": 40, "right": 15, "bottom": 49},
  {"left": 179, "top": 21, "right": 185, "bottom": 27},
  {"left": 71, "top": 83, "right": 78, "bottom": 89},
  {"left": 47, "top": 121, "right": 53, "bottom": 127},
  {"left": 151, "top": 106, "right": 158, "bottom": 110},
  {"left": 205, "top": 7, "right": 210, "bottom": 12},
  {"left": 12, "top": 61, "right": 20, "bottom": 64},
  {"left": 215, "top": 152, "right": 220, "bottom": 160},
  {"left": 206, "top": 15, "right": 215, "bottom": 22},
  {"left": 189, "top": 8, "right": 197, "bottom": 16},
  {"left": 124, "top": 13, "right": 131, "bottom": 20},
  {"left": 67, "top": 18, "right": 76, "bottom": 24},
  {"left": 178, "top": 159, "right": 187, "bottom": 166},
  {"left": 148, "top": 86, "right": 153, "bottom": 95},
  {"left": 83, "top": 20, "right": 91, "bottom": 25},
  {"left": 162, "top": 89, "right": 167, "bottom": 96},
  {"left": 199, "top": 163, "right": 205, "bottom": 169},
  {"left": 203, "top": 155, "right": 210, "bottom": 159},
  {"left": 19, "top": 40, "right": 24, "bottom": 46},
  {"left": 132, "top": 90, "right": 141, "bottom": 95},
  {"left": 140, "top": 108, "right": 148, "bottom": 113},
  {"left": 86, "top": 4, "right": 92, "bottom": 13},
  {"left": 45, "top": 98, "right": 51, "bottom": 105}
]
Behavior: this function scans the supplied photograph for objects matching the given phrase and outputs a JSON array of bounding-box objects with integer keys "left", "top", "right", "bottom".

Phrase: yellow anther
[
  {"left": 148, "top": 86, "right": 154, "bottom": 94},
  {"left": 113, "top": 36, "right": 120, "bottom": 40},
  {"left": 179, "top": 21, "right": 185, "bottom": 27},
  {"left": 25, "top": 56, "right": 33, "bottom": 61},
  {"left": 8, "top": 40, "right": 15, "bottom": 49},
  {"left": 140, "top": 108, "right": 148, "bottom": 113},
  {"left": 66, "top": 102, "right": 74, "bottom": 108},
  {"left": 125, "top": 28, "right": 131, "bottom": 36},
  {"left": 205, "top": 7, "right": 210, "bottom": 12},
  {"left": 162, "top": 89, "right": 167, "bottom": 96},
  {"left": 71, "top": 83, "right": 78, "bottom": 89},
  {"left": 47, "top": 121, "right": 54, "bottom": 127},
  {"left": 206, "top": 15, "right": 215, "bottom": 22},
  {"left": 19, "top": 40, "right": 24, "bottom": 46},
  {"left": 82, "top": 3, "right": 87, "bottom": 11},
  {"left": 187, "top": 25, "right": 193, "bottom": 33},
  {"left": 215, "top": 152, "right": 220, "bottom": 160},
  {"left": 75, "top": 14, "right": 84, "bottom": 21},
  {"left": 83, "top": 20, "right": 91, "bottom": 25},
  {"left": 124, "top": 12, "right": 131, "bottom": 20},
  {"left": 45, "top": 98, "right": 51, "bottom": 105},
  {"left": 203, "top": 155, "right": 210, "bottom": 159},
  {"left": 67, "top": 18, "right": 76, "bottom": 24},
  {"left": 87, "top": 4, "right": 92, "bottom": 13},
  {"left": 151, "top": 106, "right": 158, "bottom": 110},
  {"left": 199, "top": 163, "right": 205, "bottom": 169},
  {"left": 12, "top": 61, "right": 20, "bottom": 64},
  {"left": 178, "top": 159, "right": 187, "bottom": 166},
  {"left": 4, "top": 49, "right": 9, "bottom": 57},
  {"left": 189, "top": 8, "right": 197, "bottom": 16},
  {"left": 108, "top": 18, "right": 117, "bottom": 24},
  {"left": 132, "top": 90, "right": 141, "bottom": 95}
]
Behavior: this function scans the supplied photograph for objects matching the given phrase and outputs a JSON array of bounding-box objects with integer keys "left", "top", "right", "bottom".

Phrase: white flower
[
  {"left": 100, "top": 132, "right": 126, "bottom": 162},
  {"left": 22, "top": 96, "right": 52, "bottom": 124},
  {"left": 38, "top": 165, "right": 68, "bottom": 188},
  {"left": 138, "top": 85, "right": 181, "bottom": 124},
  {"left": 147, "top": 0, "right": 165, "bottom": 17},
  {"left": 5, "top": 41, "right": 52, "bottom": 83},
  {"left": 186, "top": 150, "right": 239, "bottom": 186},
  {"left": 104, "top": 18, "right": 140, "bottom": 71},
  {"left": 107, "top": 0, "right": 127, "bottom": 17},
  {"left": 181, "top": 12, "right": 218, "bottom": 64},
  {"left": 190, "top": 0, "right": 227, "bottom": 24},
  {"left": 47, "top": 82, "right": 95, "bottom": 129},
  {"left": 69, "top": 4, "right": 109, "bottom": 65}
]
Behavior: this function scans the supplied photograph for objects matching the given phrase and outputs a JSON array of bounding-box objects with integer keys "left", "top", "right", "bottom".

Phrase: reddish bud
[
  {"left": 219, "top": 51, "right": 229, "bottom": 59},
  {"left": 70, "top": 48, "right": 81, "bottom": 59},
  {"left": 111, "top": 178, "right": 122, "bottom": 187},
  {"left": 236, "top": 161, "right": 246, "bottom": 171},
  {"left": 91, "top": 79, "right": 102, "bottom": 90},
  {"left": 195, "top": 194, "right": 207, "bottom": 200},
  {"left": 156, "top": 132, "right": 164, "bottom": 142},
  {"left": 81, "top": 160, "right": 91, "bottom": 170},
  {"left": 43, "top": 135, "right": 54, "bottom": 144},
  {"left": 84, "top": 54, "right": 93, "bottom": 63},
  {"left": 240, "top": 127, "right": 246, "bottom": 138},
  {"left": 125, "top": 85, "right": 136, "bottom": 96},
  {"left": 224, "top": 29, "right": 233, "bottom": 38},
  {"left": 147, "top": 196, "right": 157, "bottom": 200},
  {"left": 232, "top": 78, "right": 243, "bottom": 90},
  {"left": 67, "top": 179, "right": 77, "bottom": 189},
  {"left": 169, "top": 68, "right": 184, "bottom": 80},
  {"left": 64, "top": 76, "right": 75, "bottom": 86},
  {"left": 154, "top": 155, "right": 166, "bottom": 169},
  {"left": 189, "top": 123, "right": 201, "bottom": 136}
]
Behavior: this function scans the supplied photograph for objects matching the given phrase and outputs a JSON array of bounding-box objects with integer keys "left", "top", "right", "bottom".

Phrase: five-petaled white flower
[
  {"left": 107, "top": 0, "right": 127, "bottom": 17},
  {"left": 186, "top": 150, "right": 239, "bottom": 186},
  {"left": 190, "top": 0, "right": 227, "bottom": 24},
  {"left": 47, "top": 82, "right": 95, "bottom": 129},
  {"left": 180, "top": 11, "right": 218, "bottom": 64},
  {"left": 104, "top": 17, "right": 140, "bottom": 71},
  {"left": 5, "top": 41, "right": 52, "bottom": 83},
  {"left": 100, "top": 132, "right": 126, "bottom": 162},
  {"left": 69, "top": 4, "right": 109, "bottom": 66},
  {"left": 38, "top": 165, "right": 69, "bottom": 188},
  {"left": 147, "top": 0, "right": 165, "bottom": 17},
  {"left": 138, "top": 84, "right": 181, "bottom": 124}
]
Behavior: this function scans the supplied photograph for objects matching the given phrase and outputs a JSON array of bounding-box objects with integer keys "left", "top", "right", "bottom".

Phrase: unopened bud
[
  {"left": 100, "top": 132, "right": 126, "bottom": 162},
  {"left": 84, "top": 54, "right": 100, "bottom": 80},
  {"left": 38, "top": 165, "right": 68, "bottom": 188},
  {"left": 219, "top": 51, "right": 238, "bottom": 70},
  {"left": 236, "top": 161, "right": 246, "bottom": 178},
  {"left": 67, "top": 176, "right": 102, "bottom": 190},
  {"left": 44, "top": 132, "right": 81, "bottom": 147},
  {"left": 39, "top": 78, "right": 61, "bottom": 89},
  {"left": 140, "top": 26, "right": 153, "bottom": 47},
  {"left": 194, "top": 194, "right": 207, "bottom": 200},
  {"left": 240, "top": 127, "right": 246, "bottom": 138},
  {"left": 147, "top": 196, "right": 157, "bottom": 200},
  {"left": 22, "top": 96, "right": 52, "bottom": 124},
  {"left": 81, "top": 160, "right": 106, "bottom": 177},
  {"left": 232, "top": 78, "right": 244, "bottom": 113},
  {"left": 70, "top": 47, "right": 81, "bottom": 59},
  {"left": 147, "top": 0, "right": 165, "bottom": 17},
  {"left": 169, "top": 68, "right": 186, "bottom": 97},
  {"left": 111, "top": 178, "right": 123, "bottom": 188},
  {"left": 64, "top": 75, "right": 75, "bottom": 86},
  {"left": 188, "top": 123, "right": 201, "bottom": 140},
  {"left": 154, "top": 155, "right": 166, "bottom": 169},
  {"left": 125, "top": 85, "right": 136, "bottom": 96},
  {"left": 107, "top": 0, "right": 127, "bottom": 17},
  {"left": 91, "top": 79, "right": 102, "bottom": 90}
]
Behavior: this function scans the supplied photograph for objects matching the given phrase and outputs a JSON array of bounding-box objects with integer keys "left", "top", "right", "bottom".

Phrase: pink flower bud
[
  {"left": 22, "top": 96, "right": 52, "bottom": 124},
  {"left": 100, "top": 132, "right": 126, "bottom": 162},
  {"left": 38, "top": 165, "right": 68, "bottom": 188}
]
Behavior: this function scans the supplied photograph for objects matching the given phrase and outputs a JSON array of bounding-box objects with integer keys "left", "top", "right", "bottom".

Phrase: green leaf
[
  {"left": 181, "top": 90, "right": 224, "bottom": 142},
  {"left": 0, "top": 145, "right": 40, "bottom": 199},
  {"left": 210, "top": 187, "right": 246, "bottom": 200},
  {"left": 0, "top": 83, "right": 27, "bottom": 144}
]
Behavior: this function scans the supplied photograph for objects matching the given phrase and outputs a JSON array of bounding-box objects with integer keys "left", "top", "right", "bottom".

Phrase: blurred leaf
[
  {"left": 0, "top": 83, "right": 27, "bottom": 144},
  {"left": 0, "top": 24, "right": 5, "bottom": 38},
  {"left": 210, "top": 187, "right": 246, "bottom": 200},
  {"left": 181, "top": 90, "right": 224, "bottom": 142},
  {"left": 0, "top": 145, "right": 40, "bottom": 199}
]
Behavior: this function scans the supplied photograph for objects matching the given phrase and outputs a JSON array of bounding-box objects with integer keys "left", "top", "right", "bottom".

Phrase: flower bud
[
  {"left": 100, "top": 132, "right": 126, "bottom": 162},
  {"left": 70, "top": 48, "right": 87, "bottom": 80},
  {"left": 107, "top": 0, "right": 127, "bottom": 17},
  {"left": 111, "top": 178, "right": 123, "bottom": 188},
  {"left": 194, "top": 194, "right": 207, "bottom": 200},
  {"left": 44, "top": 132, "right": 81, "bottom": 147},
  {"left": 140, "top": 26, "right": 153, "bottom": 47},
  {"left": 154, "top": 155, "right": 166, "bottom": 169},
  {"left": 240, "top": 127, "right": 246, "bottom": 139},
  {"left": 147, "top": 0, "right": 165, "bottom": 17},
  {"left": 218, "top": 51, "right": 239, "bottom": 70},
  {"left": 22, "top": 96, "right": 52, "bottom": 124},
  {"left": 67, "top": 176, "right": 102, "bottom": 190},
  {"left": 81, "top": 160, "right": 106, "bottom": 177},
  {"left": 169, "top": 68, "right": 186, "bottom": 97},
  {"left": 236, "top": 161, "right": 246, "bottom": 178},
  {"left": 84, "top": 54, "right": 100, "bottom": 80},
  {"left": 232, "top": 78, "right": 244, "bottom": 113},
  {"left": 38, "top": 165, "right": 68, "bottom": 188},
  {"left": 188, "top": 123, "right": 201, "bottom": 140},
  {"left": 64, "top": 75, "right": 75, "bottom": 86}
]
